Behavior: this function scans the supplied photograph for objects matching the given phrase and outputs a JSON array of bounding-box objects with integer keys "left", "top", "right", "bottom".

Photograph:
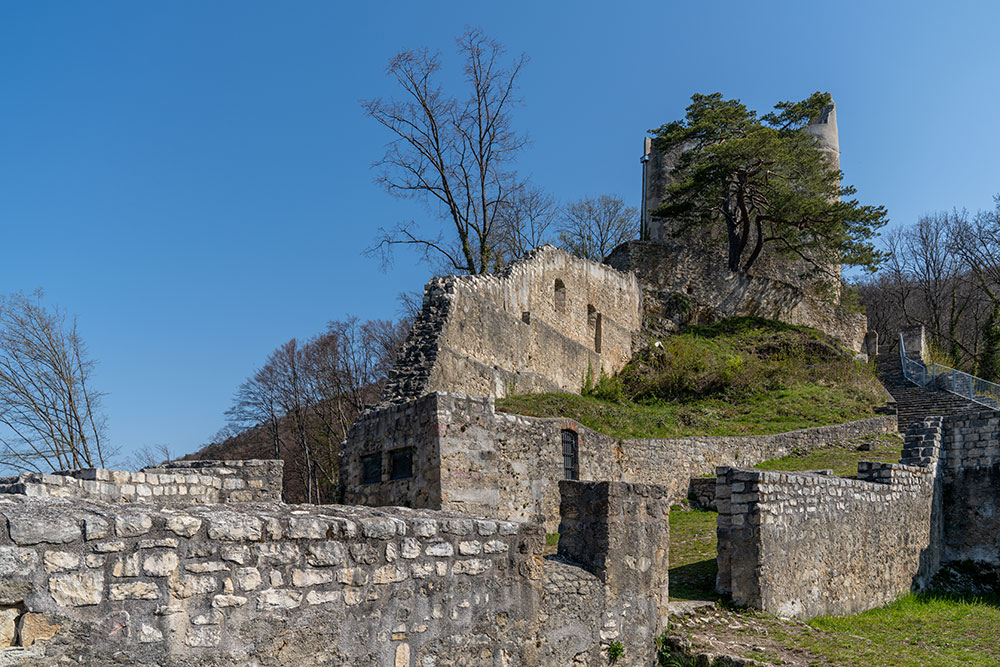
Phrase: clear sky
[{"left": 2, "top": 1, "right": 998, "bottom": 461}]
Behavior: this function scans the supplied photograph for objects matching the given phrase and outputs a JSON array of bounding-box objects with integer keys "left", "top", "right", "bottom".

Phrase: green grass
[
  {"left": 753, "top": 432, "right": 904, "bottom": 477},
  {"left": 497, "top": 317, "right": 885, "bottom": 439},
  {"left": 668, "top": 507, "right": 718, "bottom": 601},
  {"left": 802, "top": 593, "right": 1000, "bottom": 666}
]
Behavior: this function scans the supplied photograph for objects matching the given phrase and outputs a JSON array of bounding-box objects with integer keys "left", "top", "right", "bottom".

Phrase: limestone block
[
  {"left": 43, "top": 551, "right": 80, "bottom": 573},
  {"left": 256, "top": 588, "right": 302, "bottom": 610},
  {"left": 138, "top": 623, "right": 163, "bottom": 643},
  {"left": 235, "top": 567, "right": 262, "bottom": 591},
  {"left": 291, "top": 569, "right": 335, "bottom": 587},
  {"left": 9, "top": 515, "right": 80, "bottom": 545},
  {"left": 49, "top": 571, "right": 103, "bottom": 606},
  {"left": 115, "top": 514, "right": 152, "bottom": 537},
  {"left": 185, "top": 626, "right": 221, "bottom": 648},
  {"left": 143, "top": 552, "right": 179, "bottom": 577},
  {"left": 85, "top": 554, "right": 106, "bottom": 568},
  {"left": 400, "top": 538, "right": 421, "bottom": 559},
  {"left": 112, "top": 553, "right": 142, "bottom": 577},
  {"left": 109, "top": 582, "right": 160, "bottom": 601},
  {"left": 305, "top": 543, "right": 345, "bottom": 567},
  {"left": 170, "top": 575, "right": 219, "bottom": 599},
  {"left": 165, "top": 515, "right": 202, "bottom": 538},
  {"left": 16, "top": 612, "right": 59, "bottom": 646},
  {"left": 207, "top": 514, "right": 263, "bottom": 541},
  {"left": 0, "top": 547, "right": 38, "bottom": 577},
  {"left": 425, "top": 542, "right": 453, "bottom": 557},
  {"left": 92, "top": 540, "right": 126, "bottom": 553},
  {"left": 185, "top": 561, "right": 228, "bottom": 573},
  {"left": 83, "top": 516, "right": 109, "bottom": 541},
  {"left": 211, "top": 594, "right": 248, "bottom": 608},
  {"left": 220, "top": 544, "right": 251, "bottom": 564},
  {"left": 305, "top": 590, "right": 341, "bottom": 605},
  {"left": 138, "top": 538, "right": 178, "bottom": 549},
  {"left": 287, "top": 517, "right": 327, "bottom": 539},
  {"left": 453, "top": 559, "right": 490, "bottom": 575},
  {"left": 0, "top": 607, "right": 19, "bottom": 647},
  {"left": 372, "top": 565, "right": 408, "bottom": 584},
  {"left": 458, "top": 541, "right": 482, "bottom": 555}
]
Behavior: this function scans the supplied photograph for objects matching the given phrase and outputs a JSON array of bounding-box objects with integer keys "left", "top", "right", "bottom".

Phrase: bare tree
[
  {"left": 0, "top": 290, "right": 112, "bottom": 473},
  {"left": 363, "top": 28, "right": 529, "bottom": 275},
  {"left": 558, "top": 195, "right": 639, "bottom": 261},
  {"left": 492, "top": 182, "right": 558, "bottom": 266}
]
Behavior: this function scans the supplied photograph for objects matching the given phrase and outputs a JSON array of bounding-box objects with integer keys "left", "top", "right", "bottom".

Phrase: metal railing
[{"left": 899, "top": 333, "right": 1000, "bottom": 410}]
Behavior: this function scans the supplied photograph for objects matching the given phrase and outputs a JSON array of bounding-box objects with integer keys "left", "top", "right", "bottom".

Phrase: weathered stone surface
[
  {"left": 165, "top": 515, "right": 202, "bottom": 538},
  {"left": 0, "top": 607, "right": 19, "bottom": 647},
  {"left": 207, "top": 513, "right": 262, "bottom": 541},
  {"left": 43, "top": 551, "right": 79, "bottom": 573},
  {"left": 49, "top": 571, "right": 103, "bottom": 607},
  {"left": 115, "top": 513, "right": 152, "bottom": 537},
  {"left": 8, "top": 515, "right": 80, "bottom": 545},
  {"left": 109, "top": 581, "right": 160, "bottom": 601},
  {"left": 16, "top": 612, "right": 60, "bottom": 646},
  {"left": 142, "top": 552, "right": 179, "bottom": 577}
]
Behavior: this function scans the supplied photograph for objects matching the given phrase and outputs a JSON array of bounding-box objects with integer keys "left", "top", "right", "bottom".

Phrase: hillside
[{"left": 497, "top": 317, "right": 886, "bottom": 438}]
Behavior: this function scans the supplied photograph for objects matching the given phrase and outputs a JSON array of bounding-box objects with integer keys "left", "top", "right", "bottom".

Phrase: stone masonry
[
  {"left": 343, "top": 391, "right": 896, "bottom": 533},
  {"left": 0, "top": 459, "right": 669, "bottom": 666}
]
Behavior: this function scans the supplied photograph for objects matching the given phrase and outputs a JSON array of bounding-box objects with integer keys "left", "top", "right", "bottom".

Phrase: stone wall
[
  {"left": 0, "top": 495, "right": 545, "bottom": 665},
  {"left": 937, "top": 410, "right": 1000, "bottom": 565},
  {"left": 606, "top": 240, "right": 866, "bottom": 352},
  {"left": 380, "top": 245, "right": 642, "bottom": 405},
  {"left": 0, "top": 460, "right": 283, "bottom": 505},
  {"left": 342, "top": 392, "right": 896, "bottom": 533},
  {"left": 0, "top": 459, "right": 672, "bottom": 666}
]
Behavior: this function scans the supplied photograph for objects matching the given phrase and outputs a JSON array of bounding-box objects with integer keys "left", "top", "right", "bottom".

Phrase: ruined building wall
[
  {"left": 342, "top": 392, "right": 896, "bottom": 533},
  {"left": 716, "top": 408, "right": 1000, "bottom": 619},
  {"left": 379, "top": 246, "right": 642, "bottom": 405},
  {"left": 0, "top": 470, "right": 671, "bottom": 667}
]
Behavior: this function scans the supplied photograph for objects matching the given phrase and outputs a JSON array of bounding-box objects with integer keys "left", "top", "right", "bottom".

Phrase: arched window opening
[
  {"left": 554, "top": 279, "right": 567, "bottom": 314},
  {"left": 561, "top": 429, "right": 579, "bottom": 480}
]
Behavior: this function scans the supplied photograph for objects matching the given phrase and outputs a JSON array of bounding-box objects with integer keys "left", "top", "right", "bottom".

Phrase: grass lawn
[
  {"left": 668, "top": 507, "right": 718, "bottom": 601},
  {"left": 498, "top": 317, "right": 886, "bottom": 439},
  {"left": 753, "top": 431, "right": 904, "bottom": 477}
]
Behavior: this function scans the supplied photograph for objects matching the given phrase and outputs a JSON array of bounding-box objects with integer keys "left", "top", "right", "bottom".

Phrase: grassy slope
[
  {"left": 498, "top": 317, "right": 885, "bottom": 439},
  {"left": 753, "top": 431, "right": 904, "bottom": 476}
]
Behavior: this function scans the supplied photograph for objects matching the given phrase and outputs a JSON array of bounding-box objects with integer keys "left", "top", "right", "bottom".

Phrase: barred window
[{"left": 561, "top": 429, "right": 579, "bottom": 480}]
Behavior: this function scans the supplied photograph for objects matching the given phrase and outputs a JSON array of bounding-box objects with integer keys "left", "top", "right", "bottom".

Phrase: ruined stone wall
[
  {"left": 0, "top": 494, "right": 547, "bottom": 665},
  {"left": 342, "top": 392, "right": 896, "bottom": 533},
  {"left": 606, "top": 241, "right": 866, "bottom": 352},
  {"left": 716, "top": 416, "right": 945, "bottom": 619},
  {"left": 380, "top": 246, "right": 642, "bottom": 404},
  {"left": 0, "top": 460, "right": 283, "bottom": 505},
  {"left": 938, "top": 410, "right": 1000, "bottom": 565}
]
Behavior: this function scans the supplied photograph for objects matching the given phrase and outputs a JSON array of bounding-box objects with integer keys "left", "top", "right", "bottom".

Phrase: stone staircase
[{"left": 875, "top": 349, "right": 983, "bottom": 432}]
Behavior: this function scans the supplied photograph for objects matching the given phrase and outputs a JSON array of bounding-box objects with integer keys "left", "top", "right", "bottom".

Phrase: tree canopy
[{"left": 651, "top": 92, "right": 887, "bottom": 276}]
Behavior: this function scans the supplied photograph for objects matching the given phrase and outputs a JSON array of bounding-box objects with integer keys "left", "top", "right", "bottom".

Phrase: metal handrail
[{"left": 899, "top": 333, "right": 1000, "bottom": 410}]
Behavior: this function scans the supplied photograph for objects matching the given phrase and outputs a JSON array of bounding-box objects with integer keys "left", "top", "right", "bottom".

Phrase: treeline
[
  {"left": 187, "top": 317, "right": 410, "bottom": 503},
  {"left": 857, "top": 197, "right": 1000, "bottom": 378}
]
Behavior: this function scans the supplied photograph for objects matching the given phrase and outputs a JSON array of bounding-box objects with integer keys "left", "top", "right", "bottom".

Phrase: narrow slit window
[
  {"left": 361, "top": 453, "right": 381, "bottom": 485},
  {"left": 554, "top": 279, "right": 567, "bottom": 314},
  {"left": 561, "top": 429, "right": 579, "bottom": 480},
  {"left": 389, "top": 447, "right": 414, "bottom": 481}
]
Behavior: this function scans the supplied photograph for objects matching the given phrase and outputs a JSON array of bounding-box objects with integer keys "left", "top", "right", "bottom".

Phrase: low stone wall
[
  {"left": 0, "top": 495, "right": 545, "bottom": 665},
  {"left": 716, "top": 416, "right": 945, "bottom": 619},
  {"left": 342, "top": 392, "right": 896, "bottom": 533},
  {"left": 0, "top": 460, "right": 283, "bottom": 505},
  {"left": 380, "top": 245, "right": 642, "bottom": 405}
]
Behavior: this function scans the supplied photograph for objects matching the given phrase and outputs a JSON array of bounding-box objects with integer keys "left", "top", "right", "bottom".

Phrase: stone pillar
[
  {"left": 864, "top": 331, "right": 879, "bottom": 359},
  {"left": 557, "top": 481, "right": 670, "bottom": 662},
  {"left": 901, "top": 325, "right": 928, "bottom": 363}
]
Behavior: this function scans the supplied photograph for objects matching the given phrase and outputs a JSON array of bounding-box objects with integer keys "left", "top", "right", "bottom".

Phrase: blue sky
[{"left": 2, "top": 1, "right": 998, "bottom": 461}]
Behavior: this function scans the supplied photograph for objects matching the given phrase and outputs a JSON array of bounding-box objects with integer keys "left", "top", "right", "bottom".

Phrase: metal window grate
[{"left": 561, "top": 429, "right": 579, "bottom": 480}]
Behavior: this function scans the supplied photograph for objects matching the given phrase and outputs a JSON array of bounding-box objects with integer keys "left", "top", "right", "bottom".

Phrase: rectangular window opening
[
  {"left": 361, "top": 453, "right": 381, "bottom": 485},
  {"left": 561, "top": 430, "right": 579, "bottom": 481},
  {"left": 389, "top": 447, "right": 414, "bottom": 481}
]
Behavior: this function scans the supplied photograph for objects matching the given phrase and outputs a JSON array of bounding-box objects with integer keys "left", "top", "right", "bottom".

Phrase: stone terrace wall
[
  {"left": 938, "top": 410, "right": 1000, "bottom": 565},
  {"left": 0, "top": 460, "right": 283, "bottom": 505},
  {"left": 342, "top": 392, "right": 896, "bottom": 533},
  {"left": 380, "top": 245, "right": 642, "bottom": 404},
  {"left": 606, "top": 241, "right": 866, "bottom": 352},
  {"left": 716, "top": 417, "right": 944, "bottom": 619},
  {"left": 0, "top": 495, "right": 544, "bottom": 666}
]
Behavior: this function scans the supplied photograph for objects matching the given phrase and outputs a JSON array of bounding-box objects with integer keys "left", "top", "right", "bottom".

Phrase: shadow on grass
[{"left": 668, "top": 558, "right": 718, "bottom": 601}]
